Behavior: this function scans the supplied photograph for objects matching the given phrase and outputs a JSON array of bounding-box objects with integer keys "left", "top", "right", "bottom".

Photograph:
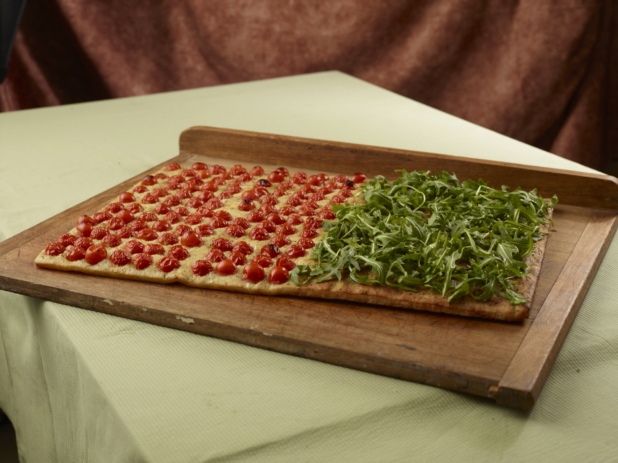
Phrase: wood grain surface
[{"left": 1, "top": 126, "right": 615, "bottom": 409}]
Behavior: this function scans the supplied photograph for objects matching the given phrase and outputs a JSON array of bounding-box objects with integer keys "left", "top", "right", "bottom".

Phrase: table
[{"left": 1, "top": 71, "right": 616, "bottom": 462}]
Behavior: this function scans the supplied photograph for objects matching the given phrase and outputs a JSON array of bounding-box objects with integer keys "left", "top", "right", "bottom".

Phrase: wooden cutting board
[{"left": 1, "top": 126, "right": 616, "bottom": 410}]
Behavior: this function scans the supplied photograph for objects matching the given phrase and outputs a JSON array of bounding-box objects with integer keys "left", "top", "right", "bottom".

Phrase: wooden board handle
[{"left": 180, "top": 126, "right": 618, "bottom": 210}]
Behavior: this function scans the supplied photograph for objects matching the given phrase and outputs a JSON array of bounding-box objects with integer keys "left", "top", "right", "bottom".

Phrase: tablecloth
[{"left": 1, "top": 71, "right": 616, "bottom": 462}]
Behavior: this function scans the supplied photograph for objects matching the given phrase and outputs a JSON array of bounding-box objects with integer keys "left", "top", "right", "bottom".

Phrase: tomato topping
[
  {"left": 191, "top": 260, "right": 213, "bottom": 276},
  {"left": 249, "top": 228, "right": 270, "bottom": 241},
  {"left": 339, "top": 188, "right": 353, "bottom": 198},
  {"left": 158, "top": 233, "right": 178, "bottom": 246},
  {"left": 133, "top": 185, "right": 148, "bottom": 194},
  {"left": 215, "top": 259, "right": 236, "bottom": 275},
  {"left": 306, "top": 175, "right": 323, "bottom": 187},
  {"left": 116, "top": 209, "right": 135, "bottom": 224},
  {"left": 305, "top": 217, "right": 324, "bottom": 228},
  {"left": 66, "top": 246, "right": 86, "bottom": 261},
  {"left": 141, "top": 194, "right": 159, "bottom": 204},
  {"left": 238, "top": 199, "right": 255, "bottom": 211},
  {"left": 125, "top": 240, "right": 145, "bottom": 254},
  {"left": 286, "top": 214, "right": 304, "bottom": 225},
  {"left": 150, "top": 187, "right": 168, "bottom": 198},
  {"left": 132, "top": 253, "right": 153, "bottom": 270},
  {"left": 205, "top": 198, "right": 224, "bottom": 210},
  {"left": 225, "top": 184, "right": 242, "bottom": 195},
  {"left": 229, "top": 251, "right": 246, "bottom": 266},
  {"left": 300, "top": 227, "right": 319, "bottom": 239},
  {"left": 76, "top": 222, "right": 93, "bottom": 237},
  {"left": 110, "top": 249, "right": 131, "bottom": 266},
  {"left": 259, "top": 204, "right": 277, "bottom": 215},
  {"left": 210, "top": 238, "right": 232, "bottom": 252},
  {"left": 261, "top": 243, "right": 281, "bottom": 258},
  {"left": 174, "top": 224, "right": 192, "bottom": 236},
  {"left": 231, "top": 217, "right": 250, "bottom": 229},
  {"left": 45, "top": 242, "right": 65, "bottom": 256},
  {"left": 116, "top": 227, "right": 136, "bottom": 239},
  {"left": 140, "top": 212, "right": 157, "bottom": 222},
  {"left": 310, "top": 191, "right": 326, "bottom": 202},
  {"left": 181, "top": 231, "right": 202, "bottom": 247},
  {"left": 195, "top": 206, "right": 214, "bottom": 218},
  {"left": 184, "top": 214, "right": 203, "bottom": 225},
  {"left": 229, "top": 164, "right": 246, "bottom": 176},
  {"left": 195, "top": 170, "right": 211, "bottom": 180},
  {"left": 152, "top": 220, "right": 172, "bottom": 232},
  {"left": 275, "top": 167, "right": 290, "bottom": 177},
  {"left": 209, "top": 165, "right": 227, "bottom": 175},
  {"left": 241, "top": 190, "right": 260, "bottom": 201},
  {"left": 238, "top": 173, "right": 253, "bottom": 183},
  {"left": 181, "top": 169, "right": 195, "bottom": 178},
  {"left": 206, "top": 249, "right": 226, "bottom": 263},
  {"left": 265, "top": 213, "right": 285, "bottom": 225},
  {"left": 285, "top": 244, "right": 306, "bottom": 258},
  {"left": 260, "top": 195, "right": 279, "bottom": 206},
  {"left": 217, "top": 192, "right": 232, "bottom": 200},
  {"left": 246, "top": 211, "right": 264, "bottom": 222},
  {"left": 268, "top": 266, "right": 290, "bottom": 284},
  {"left": 85, "top": 245, "right": 107, "bottom": 265},
  {"left": 165, "top": 183, "right": 181, "bottom": 192},
  {"left": 107, "top": 218, "right": 125, "bottom": 231},
  {"left": 250, "top": 166, "right": 264, "bottom": 176},
  {"left": 226, "top": 224, "right": 245, "bottom": 238},
  {"left": 102, "top": 235, "right": 122, "bottom": 248},
  {"left": 232, "top": 241, "right": 253, "bottom": 255},
  {"left": 300, "top": 185, "right": 317, "bottom": 195},
  {"left": 344, "top": 180, "right": 356, "bottom": 189},
  {"left": 163, "top": 196, "right": 182, "bottom": 207},
  {"left": 141, "top": 175, "right": 158, "bottom": 185},
  {"left": 197, "top": 191, "right": 214, "bottom": 202},
  {"left": 92, "top": 211, "right": 113, "bottom": 224},
  {"left": 58, "top": 233, "right": 78, "bottom": 247},
  {"left": 155, "top": 173, "right": 168, "bottom": 180},
  {"left": 144, "top": 243, "right": 165, "bottom": 255},
  {"left": 175, "top": 189, "right": 192, "bottom": 200},
  {"left": 319, "top": 208, "right": 337, "bottom": 220},
  {"left": 168, "top": 245, "right": 189, "bottom": 260},
  {"left": 268, "top": 171, "right": 284, "bottom": 183},
  {"left": 185, "top": 197, "right": 203, "bottom": 209},
  {"left": 74, "top": 237, "right": 94, "bottom": 250},
  {"left": 119, "top": 192, "right": 136, "bottom": 203},
  {"left": 163, "top": 212, "right": 182, "bottom": 224},
  {"left": 317, "top": 173, "right": 329, "bottom": 183},
  {"left": 275, "top": 223, "right": 296, "bottom": 235},
  {"left": 351, "top": 172, "right": 367, "bottom": 183},
  {"left": 297, "top": 237, "right": 315, "bottom": 249},
  {"left": 195, "top": 224, "right": 215, "bottom": 237},
  {"left": 298, "top": 206, "right": 317, "bottom": 217},
  {"left": 276, "top": 256, "right": 296, "bottom": 271},
  {"left": 158, "top": 256, "right": 180, "bottom": 273},
  {"left": 208, "top": 217, "right": 228, "bottom": 229},
  {"left": 201, "top": 180, "right": 218, "bottom": 192},
  {"left": 125, "top": 203, "right": 144, "bottom": 215},
  {"left": 210, "top": 210, "right": 230, "bottom": 221},
  {"left": 270, "top": 235, "right": 291, "bottom": 248},
  {"left": 165, "top": 163, "right": 181, "bottom": 171},
  {"left": 168, "top": 174, "right": 186, "bottom": 183},
  {"left": 129, "top": 220, "right": 148, "bottom": 231},
  {"left": 293, "top": 190, "right": 309, "bottom": 200},
  {"left": 278, "top": 206, "right": 298, "bottom": 216},
  {"left": 292, "top": 172, "right": 308, "bottom": 184},
  {"left": 256, "top": 220, "right": 276, "bottom": 233},
  {"left": 242, "top": 263, "right": 265, "bottom": 283},
  {"left": 330, "top": 194, "right": 346, "bottom": 205},
  {"left": 154, "top": 204, "right": 171, "bottom": 215},
  {"left": 136, "top": 229, "right": 158, "bottom": 241},
  {"left": 90, "top": 227, "right": 110, "bottom": 240},
  {"left": 286, "top": 196, "right": 303, "bottom": 207},
  {"left": 192, "top": 162, "right": 208, "bottom": 171},
  {"left": 253, "top": 254, "right": 273, "bottom": 268}
]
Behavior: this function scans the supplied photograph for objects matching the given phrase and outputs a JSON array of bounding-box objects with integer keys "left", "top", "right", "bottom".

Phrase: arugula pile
[{"left": 290, "top": 170, "right": 557, "bottom": 305}]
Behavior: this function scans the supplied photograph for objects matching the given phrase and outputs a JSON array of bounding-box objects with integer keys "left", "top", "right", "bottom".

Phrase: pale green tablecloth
[{"left": 1, "top": 72, "right": 616, "bottom": 462}]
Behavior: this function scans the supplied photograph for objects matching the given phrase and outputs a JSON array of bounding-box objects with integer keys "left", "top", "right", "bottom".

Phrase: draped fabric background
[{"left": 1, "top": 0, "right": 616, "bottom": 170}]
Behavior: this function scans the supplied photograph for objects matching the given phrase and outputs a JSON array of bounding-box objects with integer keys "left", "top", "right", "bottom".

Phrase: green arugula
[{"left": 290, "top": 170, "right": 557, "bottom": 305}]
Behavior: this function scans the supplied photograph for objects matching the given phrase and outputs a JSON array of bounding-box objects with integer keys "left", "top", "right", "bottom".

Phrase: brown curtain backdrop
[{"left": 1, "top": 0, "right": 616, "bottom": 170}]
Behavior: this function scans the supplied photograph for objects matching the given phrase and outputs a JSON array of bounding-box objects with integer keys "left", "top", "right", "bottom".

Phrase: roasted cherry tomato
[
  {"left": 253, "top": 254, "right": 273, "bottom": 268},
  {"left": 270, "top": 235, "right": 291, "bottom": 248},
  {"left": 45, "top": 242, "right": 65, "bottom": 256},
  {"left": 208, "top": 217, "right": 228, "bottom": 229},
  {"left": 85, "top": 245, "right": 107, "bottom": 265},
  {"left": 133, "top": 185, "right": 148, "bottom": 194},
  {"left": 260, "top": 243, "right": 281, "bottom": 258},
  {"left": 268, "top": 171, "right": 284, "bottom": 183},
  {"left": 92, "top": 211, "right": 113, "bottom": 224},
  {"left": 250, "top": 166, "right": 265, "bottom": 176},
  {"left": 181, "top": 169, "right": 196, "bottom": 178},
  {"left": 197, "top": 191, "right": 214, "bottom": 202},
  {"left": 206, "top": 249, "right": 226, "bottom": 263},
  {"left": 158, "top": 256, "right": 180, "bottom": 273},
  {"left": 242, "top": 263, "right": 265, "bottom": 283},
  {"left": 116, "top": 227, "right": 136, "bottom": 239},
  {"left": 136, "top": 229, "right": 158, "bottom": 241},
  {"left": 110, "top": 249, "right": 131, "bottom": 266},
  {"left": 275, "top": 223, "right": 296, "bottom": 235},
  {"left": 268, "top": 266, "right": 289, "bottom": 284},
  {"left": 246, "top": 211, "right": 264, "bottom": 222},
  {"left": 119, "top": 192, "right": 136, "bottom": 203},
  {"left": 300, "top": 227, "right": 319, "bottom": 239},
  {"left": 226, "top": 224, "right": 245, "bottom": 238},
  {"left": 174, "top": 224, "right": 192, "bottom": 236},
  {"left": 297, "top": 237, "right": 315, "bottom": 249},
  {"left": 116, "top": 210, "right": 135, "bottom": 224},
  {"left": 181, "top": 231, "right": 202, "bottom": 247},
  {"left": 125, "top": 203, "right": 144, "bottom": 215},
  {"left": 169, "top": 245, "right": 190, "bottom": 260},
  {"left": 276, "top": 256, "right": 296, "bottom": 271},
  {"left": 319, "top": 209, "right": 337, "bottom": 220},
  {"left": 286, "top": 214, "right": 304, "bottom": 225},
  {"left": 195, "top": 224, "right": 215, "bottom": 237},
  {"left": 256, "top": 220, "right": 276, "bottom": 233},
  {"left": 232, "top": 241, "right": 253, "bottom": 255},
  {"left": 101, "top": 234, "right": 122, "bottom": 248},
  {"left": 352, "top": 172, "right": 367, "bottom": 183},
  {"left": 249, "top": 228, "right": 270, "bottom": 241},
  {"left": 239, "top": 199, "right": 255, "bottom": 211},
  {"left": 285, "top": 244, "right": 306, "bottom": 258},
  {"left": 184, "top": 214, "right": 203, "bottom": 225},
  {"left": 132, "top": 253, "right": 153, "bottom": 270},
  {"left": 241, "top": 190, "right": 260, "bottom": 201},
  {"left": 141, "top": 194, "right": 159, "bottom": 204},
  {"left": 286, "top": 196, "right": 303, "bottom": 207},
  {"left": 74, "top": 237, "right": 94, "bottom": 250},
  {"left": 163, "top": 196, "right": 182, "bottom": 207},
  {"left": 191, "top": 259, "right": 213, "bottom": 276},
  {"left": 76, "top": 222, "right": 93, "bottom": 237},
  {"left": 215, "top": 259, "right": 236, "bottom": 276},
  {"left": 229, "top": 251, "right": 246, "bottom": 266},
  {"left": 278, "top": 206, "right": 298, "bottom": 216},
  {"left": 186, "top": 197, "right": 204, "bottom": 209},
  {"left": 163, "top": 212, "right": 182, "bottom": 224},
  {"left": 125, "top": 240, "right": 145, "bottom": 254},
  {"left": 152, "top": 220, "right": 171, "bottom": 232},
  {"left": 127, "top": 219, "right": 148, "bottom": 231},
  {"left": 192, "top": 162, "right": 208, "bottom": 171},
  {"left": 209, "top": 165, "right": 226, "bottom": 175},
  {"left": 231, "top": 217, "right": 250, "bottom": 229},
  {"left": 58, "top": 233, "right": 78, "bottom": 247},
  {"left": 141, "top": 175, "right": 158, "bottom": 185},
  {"left": 144, "top": 244, "right": 165, "bottom": 255},
  {"left": 65, "top": 246, "right": 86, "bottom": 261},
  {"left": 90, "top": 227, "right": 110, "bottom": 240},
  {"left": 158, "top": 233, "right": 178, "bottom": 246}
]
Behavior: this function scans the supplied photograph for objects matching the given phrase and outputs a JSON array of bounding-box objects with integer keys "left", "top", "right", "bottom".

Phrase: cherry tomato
[
  {"left": 45, "top": 242, "right": 65, "bottom": 256},
  {"left": 278, "top": 206, "right": 298, "bottom": 216},
  {"left": 292, "top": 172, "right": 308, "bottom": 184},
  {"left": 195, "top": 206, "right": 214, "bottom": 218},
  {"left": 276, "top": 256, "right": 296, "bottom": 271},
  {"left": 261, "top": 243, "right": 281, "bottom": 258},
  {"left": 310, "top": 191, "right": 326, "bottom": 202},
  {"left": 163, "top": 196, "right": 182, "bottom": 207},
  {"left": 270, "top": 235, "right": 291, "bottom": 248},
  {"left": 107, "top": 218, "right": 125, "bottom": 231},
  {"left": 319, "top": 209, "right": 337, "bottom": 220},
  {"left": 125, "top": 240, "right": 145, "bottom": 254},
  {"left": 110, "top": 249, "right": 131, "bottom": 266},
  {"left": 76, "top": 222, "right": 93, "bottom": 237},
  {"left": 339, "top": 188, "right": 353, "bottom": 198},
  {"left": 201, "top": 180, "right": 218, "bottom": 192},
  {"left": 226, "top": 184, "right": 242, "bottom": 195},
  {"left": 259, "top": 204, "right": 277, "bottom": 215},
  {"left": 155, "top": 173, "right": 168, "bottom": 180},
  {"left": 74, "top": 237, "right": 94, "bottom": 250},
  {"left": 141, "top": 194, "right": 159, "bottom": 204},
  {"left": 297, "top": 237, "right": 315, "bottom": 249},
  {"left": 286, "top": 196, "right": 303, "bottom": 207},
  {"left": 352, "top": 172, "right": 367, "bottom": 183},
  {"left": 158, "top": 256, "right": 180, "bottom": 273},
  {"left": 300, "top": 227, "right": 319, "bottom": 239},
  {"left": 92, "top": 212, "right": 112, "bottom": 224},
  {"left": 65, "top": 246, "right": 85, "bottom": 261},
  {"left": 191, "top": 260, "right": 213, "bottom": 276},
  {"left": 151, "top": 220, "right": 171, "bottom": 232},
  {"left": 197, "top": 191, "right": 214, "bottom": 202},
  {"left": 184, "top": 214, "right": 203, "bottom": 225},
  {"left": 216, "top": 259, "right": 236, "bottom": 276},
  {"left": 175, "top": 189, "right": 192, "bottom": 200},
  {"left": 137, "top": 229, "right": 158, "bottom": 241},
  {"left": 129, "top": 221, "right": 148, "bottom": 232},
  {"left": 85, "top": 245, "right": 107, "bottom": 265},
  {"left": 300, "top": 185, "right": 317, "bottom": 195},
  {"left": 116, "top": 227, "right": 136, "bottom": 239},
  {"left": 253, "top": 254, "right": 273, "bottom": 268},
  {"left": 275, "top": 167, "right": 290, "bottom": 177},
  {"left": 181, "top": 231, "right": 202, "bottom": 247},
  {"left": 158, "top": 233, "right": 179, "bottom": 246},
  {"left": 186, "top": 197, "right": 204, "bottom": 209},
  {"left": 218, "top": 192, "right": 233, "bottom": 200},
  {"left": 169, "top": 245, "right": 190, "bottom": 260},
  {"left": 230, "top": 164, "right": 247, "bottom": 176},
  {"left": 265, "top": 213, "right": 285, "bottom": 225},
  {"left": 116, "top": 209, "right": 135, "bottom": 224},
  {"left": 286, "top": 214, "right": 304, "bottom": 225},
  {"left": 119, "top": 192, "right": 136, "bottom": 203},
  {"left": 141, "top": 175, "right": 158, "bottom": 185},
  {"left": 195, "top": 224, "right": 215, "bottom": 237},
  {"left": 206, "top": 249, "right": 226, "bottom": 263},
  {"left": 165, "top": 163, "right": 181, "bottom": 171},
  {"left": 133, "top": 185, "right": 148, "bottom": 194},
  {"left": 285, "top": 244, "right": 306, "bottom": 258},
  {"left": 306, "top": 175, "right": 323, "bottom": 187},
  {"left": 298, "top": 207, "right": 317, "bottom": 217},
  {"left": 253, "top": 186, "right": 269, "bottom": 197},
  {"left": 226, "top": 224, "right": 245, "bottom": 238},
  {"left": 140, "top": 212, "right": 158, "bottom": 222},
  {"left": 242, "top": 263, "right": 265, "bottom": 283},
  {"left": 232, "top": 241, "right": 253, "bottom": 255},
  {"left": 144, "top": 244, "right": 165, "bottom": 255},
  {"left": 268, "top": 171, "right": 284, "bottom": 183},
  {"left": 195, "top": 170, "right": 211, "bottom": 179},
  {"left": 58, "top": 233, "right": 78, "bottom": 247},
  {"left": 192, "top": 162, "right": 208, "bottom": 171},
  {"left": 330, "top": 194, "right": 346, "bottom": 205},
  {"left": 101, "top": 235, "right": 122, "bottom": 248},
  {"left": 344, "top": 180, "right": 356, "bottom": 189},
  {"left": 276, "top": 223, "right": 296, "bottom": 235},
  {"left": 208, "top": 217, "right": 228, "bottom": 229},
  {"left": 257, "top": 220, "right": 276, "bottom": 233},
  {"left": 163, "top": 212, "right": 182, "bottom": 224},
  {"left": 125, "top": 203, "right": 144, "bottom": 214},
  {"left": 239, "top": 199, "right": 255, "bottom": 211},
  {"left": 249, "top": 228, "right": 270, "bottom": 241},
  {"left": 231, "top": 217, "right": 250, "bottom": 229},
  {"left": 153, "top": 204, "right": 170, "bottom": 216},
  {"left": 132, "top": 253, "right": 153, "bottom": 270},
  {"left": 181, "top": 169, "right": 195, "bottom": 177},
  {"left": 229, "top": 251, "right": 246, "bottom": 266},
  {"left": 246, "top": 211, "right": 264, "bottom": 222},
  {"left": 205, "top": 198, "right": 224, "bottom": 210},
  {"left": 268, "top": 266, "right": 289, "bottom": 284},
  {"left": 90, "top": 227, "right": 110, "bottom": 240},
  {"left": 211, "top": 238, "right": 233, "bottom": 251},
  {"left": 241, "top": 190, "right": 260, "bottom": 201},
  {"left": 209, "top": 165, "right": 226, "bottom": 175},
  {"left": 250, "top": 166, "right": 265, "bottom": 176},
  {"left": 174, "top": 224, "right": 192, "bottom": 236}
]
